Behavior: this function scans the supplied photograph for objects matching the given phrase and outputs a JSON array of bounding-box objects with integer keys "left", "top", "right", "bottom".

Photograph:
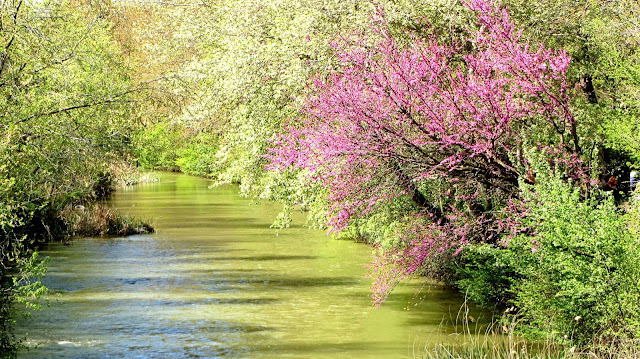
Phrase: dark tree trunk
[{"left": 392, "top": 162, "right": 445, "bottom": 222}]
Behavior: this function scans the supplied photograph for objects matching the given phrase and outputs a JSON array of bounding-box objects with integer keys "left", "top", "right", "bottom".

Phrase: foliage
[
  {"left": 133, "top": 122, "right": 182, "bottom": 170},
  {"left": 509, "top": 175, "right": 640, "bottom": 348},
  {"left": 132, "top": 122, "right": 218, "bottom": 177},
  {"left": 453, "top": 171, "right": 640, "bottom": 350},
  {"left": 0, "top": 0, "right": 142, "bottom": 355},
  {"left": 12, "top": 252, "right": 49, "bottom": 315},
  {"left": 190, "top": 0, "right": 377, "bottom": 204},
  {"left": 268, "top": 0, "right": 587, "bottom": 304},
  {"left": 174, "top": 132, "right": 218, "bottom": 177},
  {"left": 502, "top": 0, "right": 640, "bottom": 178},
  {"left": 0, "top": 0, "right": 136, "bottom": 216},
  {"left": 451, "top": 244, "right": 519, "bottom": 312}
]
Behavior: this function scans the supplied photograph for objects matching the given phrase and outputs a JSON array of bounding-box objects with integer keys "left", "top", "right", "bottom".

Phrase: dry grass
[{"left": 61, "top": 203, "right": 154, "bottom": 236}]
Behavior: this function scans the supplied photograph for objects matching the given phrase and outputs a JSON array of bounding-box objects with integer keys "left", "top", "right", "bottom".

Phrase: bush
[
  {"left": 452, "top": 244, "right": 519, "bottom": 312},
  {"left": 512, "top": 176, "right": 640, "bottom": 348},
  {"left": 133, "top": 123, "right": 183, "bottom": 170},
  {"left": 175, "top": 132, "right": 218, "bottom": 177},
  {"left": 454, "top": 174, "right": 640, "bottom": 352}
]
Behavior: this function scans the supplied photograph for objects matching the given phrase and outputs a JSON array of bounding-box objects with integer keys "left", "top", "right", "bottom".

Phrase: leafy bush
[
  {"left": 454, "top": 173, "right": 640, "bottom": 351},
  {"left": 452, "top": 244, "right": 519, "bottom": 312},
  {"left": 133, "top": 123, "right": 183, "bottom": 170},
  {"left": 511, "top": 175, "right": 640, "bottom": 348},
  {"left": 175, "top": 132, "right": 218, "bottom": 177}
]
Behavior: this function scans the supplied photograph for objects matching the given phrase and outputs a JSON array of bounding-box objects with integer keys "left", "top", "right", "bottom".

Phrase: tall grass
[
  {"left": 61, "top": 203, "right": 153, "bottom": 236},
  {"left": 417, "top": 301, "right": 640, "bottom": 359}
]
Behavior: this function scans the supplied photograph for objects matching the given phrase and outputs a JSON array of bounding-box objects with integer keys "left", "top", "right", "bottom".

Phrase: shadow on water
[
  {"left": 42, "top": 297, "right": 282, "bottom": 307},
  {"left": 46, "top": 274, "right": 360, "bottom": 293},
  {"left": 102, "top": 320, "right": 276, "bottom": 335},
  {"left": 38, "top": 252, "right": 314, "bottom": 269},
  {"left": 248, "top": 340, "right": 398, "bottom": 355},
  {"left": 157, "top": 221, "right": 272, "bottom": 231}
]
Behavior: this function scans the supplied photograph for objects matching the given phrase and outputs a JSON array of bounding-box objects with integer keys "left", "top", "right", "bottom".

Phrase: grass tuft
[{"left": 61, "top": 203, "right": 154, "bottom": 236}]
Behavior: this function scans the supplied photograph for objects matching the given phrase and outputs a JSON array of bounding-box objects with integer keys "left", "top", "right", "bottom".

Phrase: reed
[{"left": 61, "top": 203, "right": 153, "bottom": 236}]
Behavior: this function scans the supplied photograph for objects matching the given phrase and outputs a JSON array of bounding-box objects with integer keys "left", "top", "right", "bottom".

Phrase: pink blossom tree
[{"left": 269, "top": 0, "right": 583, "bottom": 303}]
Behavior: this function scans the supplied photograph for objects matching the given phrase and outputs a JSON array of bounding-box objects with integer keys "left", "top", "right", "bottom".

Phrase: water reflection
[{"left": 17, "top": 172, "right": 487, "bottom": 358}]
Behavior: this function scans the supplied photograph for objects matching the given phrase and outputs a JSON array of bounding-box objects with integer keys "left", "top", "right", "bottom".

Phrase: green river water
[{"left": 17, "top": 172, "right": 487, "bottom": 358}]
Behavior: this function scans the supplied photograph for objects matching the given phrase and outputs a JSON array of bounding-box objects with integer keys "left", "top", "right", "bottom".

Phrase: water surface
[{"left": 18, "top": 172, "right": 484, "bottom": 358}]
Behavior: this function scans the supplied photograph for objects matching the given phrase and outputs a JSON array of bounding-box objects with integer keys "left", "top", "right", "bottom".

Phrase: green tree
[{"left": 0, "top": 1, "right": 138, "bottom": 356}]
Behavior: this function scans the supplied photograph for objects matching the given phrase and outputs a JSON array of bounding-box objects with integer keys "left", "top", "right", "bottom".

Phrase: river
[{"left": 17, "top": 172, "right": 485, "bottom": 358}]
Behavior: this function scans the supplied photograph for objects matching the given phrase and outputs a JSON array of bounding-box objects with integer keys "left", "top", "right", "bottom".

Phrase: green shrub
[
  {"left": 510, "top": 175, "right": 640, "bottom": 348},
  {"left": 453, "top": 174, "right": 640, "bottom": 352},
  {"left": 452, "top": 244, "right": 519, "bottom": 312},
  {"left": 133, "top": 123, "right": 183, "bottom": 170},
  {"left": 175, "top": 132, "right": 218, "bottom": 177}
]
